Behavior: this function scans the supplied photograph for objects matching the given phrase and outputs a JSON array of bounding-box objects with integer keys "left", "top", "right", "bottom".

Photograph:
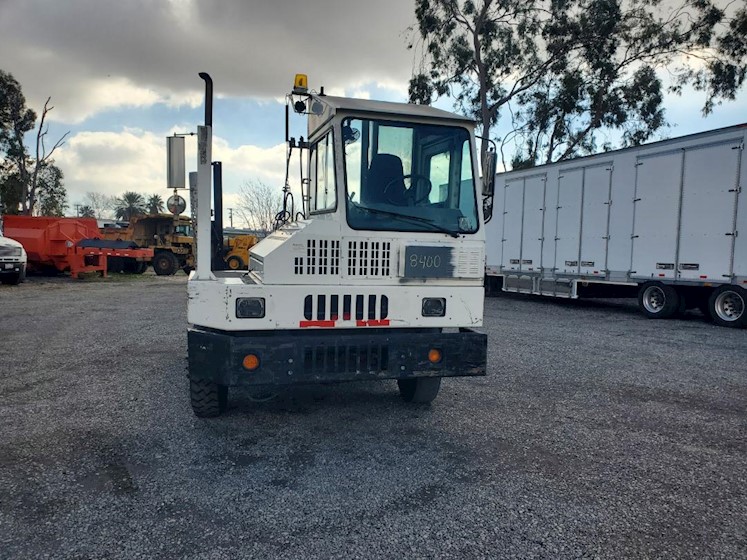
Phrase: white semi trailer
[
  {"left": 185, "top": 74, "right": 491, "bottom": 417},
  {"left": 485, "top": 124, "right": 747, "bottom": 328}
]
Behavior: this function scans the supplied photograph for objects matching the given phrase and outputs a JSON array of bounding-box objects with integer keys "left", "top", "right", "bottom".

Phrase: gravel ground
[{"left": 0, "top": 273, "right": 745, "bottom": 559}]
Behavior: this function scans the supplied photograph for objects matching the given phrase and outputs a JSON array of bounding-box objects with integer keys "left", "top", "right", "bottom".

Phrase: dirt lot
[{"left": 0, "top": 274, "right": 745, "bottom": 559}]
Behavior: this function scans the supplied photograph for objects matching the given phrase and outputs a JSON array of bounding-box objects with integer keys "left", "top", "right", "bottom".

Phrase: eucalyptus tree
[{"left": 409, "top": 0, "right": 747, "bottom": 167}]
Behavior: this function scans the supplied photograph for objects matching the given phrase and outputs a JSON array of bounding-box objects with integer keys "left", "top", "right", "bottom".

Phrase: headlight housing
[
  {"left": 422, "top": 297, "right": 446, "bottom": 317},
  {"left": 236, "top": 297, "right": 265, "bottom": 318}
]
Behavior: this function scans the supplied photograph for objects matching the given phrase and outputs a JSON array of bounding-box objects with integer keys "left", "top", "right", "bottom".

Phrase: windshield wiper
[{"left": 356, "top": 205, "right": 460, "bottom": 238}]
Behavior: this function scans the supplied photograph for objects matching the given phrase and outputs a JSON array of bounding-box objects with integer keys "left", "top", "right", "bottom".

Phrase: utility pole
[
  {"left": 74, "top": 203, "right": 81, "bottom": 217},
  {"left": 228, "top": 208, "right": 233, "bottom": 228}
]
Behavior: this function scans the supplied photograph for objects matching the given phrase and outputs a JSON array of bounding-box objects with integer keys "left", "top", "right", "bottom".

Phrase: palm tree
[
  {"left": 147, "top": 193, "right": 164, "bottom": 214},
  {"left": 114, "top": 191, "right": 147, "bottom": 221},
  {"left": 78, "top": 204, "right": 96, "bottom": 218}
]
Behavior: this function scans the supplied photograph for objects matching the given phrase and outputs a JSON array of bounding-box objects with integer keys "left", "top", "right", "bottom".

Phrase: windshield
[{"left": 343, "top": 118, "right": 479, "bottom": 235}]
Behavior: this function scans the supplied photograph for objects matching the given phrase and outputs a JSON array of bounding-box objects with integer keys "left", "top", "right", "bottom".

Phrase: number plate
[
  {"left": 4, "top": 263, "right": 13, "bottom": 270},
  {"left": 403, "top": 246, "right": 454, "bottom": 278}
]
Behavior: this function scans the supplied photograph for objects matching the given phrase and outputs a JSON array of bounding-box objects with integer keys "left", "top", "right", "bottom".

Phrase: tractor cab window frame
[
  {"left": 309, "top": 129, "right": 337, "bottom": 214},
  {"left": 342, "top": 117, "right": 479, "bottom": 235}
]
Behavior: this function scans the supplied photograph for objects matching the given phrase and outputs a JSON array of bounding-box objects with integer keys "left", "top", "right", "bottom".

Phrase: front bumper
[
  {"left": 188, "top": 327, "right": 487, "bottom": 387},
  {"left": 0, "top": 262, "right": 24, "bottom": 275}
]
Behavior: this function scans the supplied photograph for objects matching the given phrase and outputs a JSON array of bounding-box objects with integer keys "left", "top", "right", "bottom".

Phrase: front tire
[
  {"left": 397, "top": 377, "right": 441, "bottom": 403},
  {"left": 638, "top": 282, "right": 680, "bottom": 319},
  {"left": 226, "top": 255, "right": 244, "bottom": 270},
  {"left": 708, "top": 285, "right": 747, "bottom": 328},
  {"left": 189, "top": 378, "right": 228, "bottom": 417},
  {"left": 153, "top": 252, "right": 179, "bottom": 276}
]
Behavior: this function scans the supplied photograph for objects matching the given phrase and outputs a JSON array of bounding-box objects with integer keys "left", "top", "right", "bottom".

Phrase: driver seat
[{"left": 366, "top": 153, "right": 407, "bottom": 205}]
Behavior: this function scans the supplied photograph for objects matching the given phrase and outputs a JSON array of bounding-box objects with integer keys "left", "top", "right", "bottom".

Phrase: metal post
[{"left": 194, "top": 73, "right": 215, "bottom": 280}]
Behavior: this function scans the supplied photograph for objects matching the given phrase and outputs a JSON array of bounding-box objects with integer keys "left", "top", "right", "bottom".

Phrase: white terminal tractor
[{"left": 184, "top": 73, "right": 494, "bottom": 417}]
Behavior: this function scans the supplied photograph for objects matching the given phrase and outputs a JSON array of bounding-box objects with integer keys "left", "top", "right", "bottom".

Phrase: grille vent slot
[
  {"left": 347, "top": 241, "right": 391, "bottom": 277},
  {"left": 303, "top": 294, "right": 389, "bottom": 321},
  {"left": 304, "top": 343, "right": 389, "bottom": 374},
  {"left": 294, "top": 239, "right": 340, "bottom": 275}
]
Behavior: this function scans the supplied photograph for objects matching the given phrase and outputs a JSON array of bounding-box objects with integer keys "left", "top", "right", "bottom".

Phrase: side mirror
[{"left": 481, "top": 150, "right": 497, "bottom": 197}]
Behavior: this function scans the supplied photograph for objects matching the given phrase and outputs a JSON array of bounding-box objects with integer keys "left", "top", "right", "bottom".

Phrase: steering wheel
[{"left": 383, "top": 174, "right": 433, "bottom": 205}]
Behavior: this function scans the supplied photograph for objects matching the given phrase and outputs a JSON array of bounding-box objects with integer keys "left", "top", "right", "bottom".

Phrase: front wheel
[
  {"left": 189, "top": 378, "right": 228, "bottom": 417},
  {"left": 397, "top": 377, "right": 441, "bottom": 403},
  {"left": 638, "top": 282, "right": 680, "bottom": 319},
  {"left": 153, "top": 252, "right": 179, "bottom": 276},
  {"left": 708, "top": 285, "right": 747, "bottom": 328},
  {"left": 226, "top": 255, "right": 244, "bottom": 270}
]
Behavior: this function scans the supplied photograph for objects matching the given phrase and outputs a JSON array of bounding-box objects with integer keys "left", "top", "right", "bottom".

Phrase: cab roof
[{"left": 306, "top": 94, "right": 476, "bottom": 135}]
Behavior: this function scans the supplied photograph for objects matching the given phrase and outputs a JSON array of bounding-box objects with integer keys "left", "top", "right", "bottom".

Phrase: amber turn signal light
[
  {"left": 428, "top": 348, "right": 443, "bottom": 364},
  {"left": 242, "top": 354, "right": 260, "bottom": 370}
]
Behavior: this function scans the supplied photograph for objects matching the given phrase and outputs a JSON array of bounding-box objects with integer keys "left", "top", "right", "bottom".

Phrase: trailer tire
[
  {"left": 153, "top": 252, "right": 179, "bottom": 276},
  {"left": 189, "top": 378, "right": 228, "bottom": 417},
  {"left": 226, "top": 255, "right": 245, "bottom": 270},
  {"left": 707, "top": 285, "right": 747, "bottom": 328},
  {"left": 397, "top": 377, "right": 441, "bottom": 403},
  {"left": 638, "top": 282, "right": 679, "bottom": 319}
]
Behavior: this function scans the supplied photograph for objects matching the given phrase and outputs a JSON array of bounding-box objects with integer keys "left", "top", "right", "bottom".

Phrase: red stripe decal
[
  {"left": 356, "top": 320, "right": 390, "bottom": 327},
  {"left": 299, "top": 320, "right": 336, "bottom": 328}
]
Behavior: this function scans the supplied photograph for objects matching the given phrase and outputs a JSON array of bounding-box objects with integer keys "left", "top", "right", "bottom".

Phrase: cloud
[
  {"left": 55, "top": 128, "right": 292, "bottom": 212},
  {"left": 0, "top": 0, "right": 418, "bottom": 124}
]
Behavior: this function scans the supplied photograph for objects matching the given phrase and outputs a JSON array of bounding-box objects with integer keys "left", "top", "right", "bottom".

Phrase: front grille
[
  {"left": 303, "top": 343, "right": 389, "bottom": 374},
  {"left": 303, "top": 294, "right": 389, "bottom": 321}
]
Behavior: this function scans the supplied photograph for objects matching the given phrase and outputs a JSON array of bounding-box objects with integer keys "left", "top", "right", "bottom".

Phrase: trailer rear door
[
  {"left": 555, "top": 168, "right": 583, "bottom": 275},
  {"left": 677, "top": 138, "right": 742, "bottom": 281},
  {"left": 502, "top": 178, "right": 523, "bottom": 272},
  {"left": 580, "top": 163, "right": 612, "bottom": 275},
  {"left": 631, "top": 151, "right": 682, "bottom": 279},
  {"left": 521, "top": 174, "right": 546, "bottom": 272}
]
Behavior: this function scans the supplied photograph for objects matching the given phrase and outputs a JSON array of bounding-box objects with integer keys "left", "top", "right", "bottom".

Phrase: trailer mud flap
[{"left": 188, "top": 327, "right": 487, "bottom": 387}]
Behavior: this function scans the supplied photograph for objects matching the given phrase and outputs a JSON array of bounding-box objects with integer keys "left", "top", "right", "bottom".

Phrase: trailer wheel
[
  {"left": 189, "top": 378, "right": 228, "bottom": 417},
  {"left": 638, "top": 282, "right": 680, "bottom": 319},
  {"left": 153, "top": 252, "right": 178, "bottom": 276},
  {"left": 708, "top": 286, "right": 746, "bottom": 328},
  {"left": 397, "top": 377, "right": 441, "bottom": 403},
  {"left": 226, "top": 255, "right": 245, "bottom": 270}
]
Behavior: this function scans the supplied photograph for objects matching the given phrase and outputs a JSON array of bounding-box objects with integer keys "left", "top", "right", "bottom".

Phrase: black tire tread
[
  {"left": 398, "top": 377, "right": 441, "bottom": 404},
  {"left": 153, "top": 251, "right": 179, "bottom": 276},
  {"left": 190, "top": 378, "right": 228, "bottom": 417}
]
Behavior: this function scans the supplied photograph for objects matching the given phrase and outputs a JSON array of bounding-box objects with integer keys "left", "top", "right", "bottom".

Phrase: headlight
[
  {"left": 236, "top": 297, "right": 265, "bottom": 318},
  {"left": 422, "top": 297, "right": 446, "bottom": 317}
]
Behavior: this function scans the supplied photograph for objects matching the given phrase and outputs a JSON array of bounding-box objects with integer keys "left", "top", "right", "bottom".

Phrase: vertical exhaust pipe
[
  {"left": 194, "top": 73, "right": 214, "bottom": 279},
  {"left": 199, "top": 72, "right": 213, "bottom": 126}
]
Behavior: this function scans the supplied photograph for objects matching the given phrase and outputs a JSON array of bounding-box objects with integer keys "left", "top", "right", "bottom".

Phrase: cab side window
[{"left": 310, "top": 130, "right": 337, "bottom": 213}]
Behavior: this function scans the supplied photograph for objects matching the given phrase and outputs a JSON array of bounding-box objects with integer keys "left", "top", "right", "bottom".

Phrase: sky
[{"left": 1, "top": 0, "right": 746, "bottom": 226}]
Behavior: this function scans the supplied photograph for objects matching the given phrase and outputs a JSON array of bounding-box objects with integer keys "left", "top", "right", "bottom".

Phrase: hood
[{"left": 0, "top": 234, "right": 26, "bottom": 253}]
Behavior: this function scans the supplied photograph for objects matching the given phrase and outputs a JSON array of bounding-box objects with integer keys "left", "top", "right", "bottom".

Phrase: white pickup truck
[{"left": 0, "top": 229, "right": 27, "bottom": 285}]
